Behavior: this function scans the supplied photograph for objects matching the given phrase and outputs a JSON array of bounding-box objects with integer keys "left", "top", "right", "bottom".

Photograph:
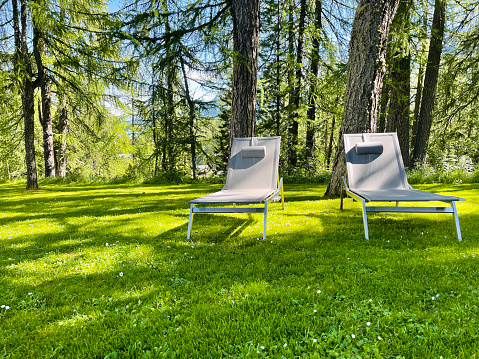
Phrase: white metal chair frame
[
  {"left": 340, "top": 132, "right": 465, "bottom": 241},
  {"left": 187, "top": 178, "right": 284, "bottom": 240},
  {"left": 187, "top": 136, "right": 284, "bottom": 240},
  {"left": 340, "top": 176, "right": 463, "bottom": 240}
]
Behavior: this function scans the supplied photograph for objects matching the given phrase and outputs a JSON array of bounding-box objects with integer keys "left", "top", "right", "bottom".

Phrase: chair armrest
[{"left": 342, "top": 176, "right": 350, "bottom": 192}]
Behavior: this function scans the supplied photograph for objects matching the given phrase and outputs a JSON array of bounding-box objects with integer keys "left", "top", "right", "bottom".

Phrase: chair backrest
[
  {"left": 344, "top": 132, "right": 409, "bottom": 190},
  {"left": 223, "top": 136, "right": 281, "bottom": 191}
]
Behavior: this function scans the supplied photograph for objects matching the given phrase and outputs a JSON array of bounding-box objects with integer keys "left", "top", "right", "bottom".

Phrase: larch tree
[
  {"left": 411, "top": 0, "right": 446, "bottom": 167},
  {"left": 13, "top": 0, "right": 42, "bottom": 189},
  {"left": 230, "top": 0, "right": 261, "bottom": 142},
  {"left": 325, "top": 0, "right": 401, "bottom": 196},
  {"left": 383, "top": 0, "right": 412, "bottom": 167},
  {"left": 305, "top": 0, "right": 322, "bottom": 166}
]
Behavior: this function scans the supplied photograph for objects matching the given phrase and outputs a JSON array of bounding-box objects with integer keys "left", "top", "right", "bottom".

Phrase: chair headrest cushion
[
  {"left": 241, "top": 146, "right": 266, "bottom": 158},
  {"left": 355, "top": 142, "right": 383, "bottom": 155}
]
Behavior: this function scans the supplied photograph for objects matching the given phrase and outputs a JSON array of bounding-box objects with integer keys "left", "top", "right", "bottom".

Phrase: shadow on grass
[
  {"left": 162, "top": 214, "right": 257, "bottom": 244},
  {"left": 0, "top": 182, "right": 478, "bottom": 357}
]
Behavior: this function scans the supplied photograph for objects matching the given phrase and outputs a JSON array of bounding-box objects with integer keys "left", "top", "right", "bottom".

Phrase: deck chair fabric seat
[
  {"left": 187, "top": 136, "right": 283, "bottom": 239},
  {"left": 189, "top": 189, "right": 277, "bottom": 204},
  {"left": 341, "top": 132, "right": 465, "bottom": 240},
  {"left": 349, "top": 188, "right": 462, "bottom": 203}
]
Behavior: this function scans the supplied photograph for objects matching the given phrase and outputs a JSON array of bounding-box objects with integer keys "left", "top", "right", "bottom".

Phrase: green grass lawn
[{"left": 0, "top": 181, "right": 478, "bottom": 358}]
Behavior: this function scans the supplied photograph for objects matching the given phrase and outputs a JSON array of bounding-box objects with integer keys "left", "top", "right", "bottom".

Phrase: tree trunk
[
  {"left": 326, "top": 114, "right": 336, "bottom": 168},
  {"left": 395, "top": 54, "right": 411, "bottom": 167},
  {"left": 56, "top": 106, "right": 68, "bottom": 178},
  {"left": 230, "top": 0, "right": 260, "bottom": 142},
  {"left": 164, "top": 6, "right": 176, "bottom": 172},
  {"left": 18, "top": 0, "right": 39, "bottom": 189},
  {"left": 325, "top": 0, "right": 400, "bottom": 196},
  {"left": 180, "top": 55, "right": 197, "bottom": 180},
  {"left": 287, "top": 0, "right": 307, "bottom": 172},
  {"left": 305, "top": 0, "right": 322, "bottom": 165},
  {"left": 152, "top": 106, "right": 159, "bottom": 177},
  {"left": 23, "top": 79, "right": 38, "bottom": 189},
  {"left": 274, "top": 0, "right": 281, "bottom": 137},
  {"left": 40, "top": 77, "right": 55, "bottom": 177},
  {"left": 385, "top": 0, "right": 412, "bottom": 167},
  {"left": 411, "top": 0, "right": 445, "bottom": 167},
  {"left": 33, "top": 22, "right": 55, "bottom": 178},
  {"left": 410, "top": 7, "right": 428, "bottom": 157},
  {"left": 386, "top": 54, "right": 411, "bottom": 167},
  {"left": 377, "top": 80, "right": 390, "bottom": 133},
  {"left": 151, "top": 81, "right": 160, "bottom": 177}
]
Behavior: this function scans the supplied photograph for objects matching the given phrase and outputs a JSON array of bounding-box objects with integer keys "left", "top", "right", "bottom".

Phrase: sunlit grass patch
[{"left": 0, "top": 181, "right": 477, "bottom": 357}]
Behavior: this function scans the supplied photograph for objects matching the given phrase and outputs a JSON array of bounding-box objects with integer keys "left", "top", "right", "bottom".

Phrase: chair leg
[
  {"left": 263, "top": 201, "right": 268, "bottom": 240},
  {"left": 340, "top": 182, "right": 344, "bottom": 210},
  {"left": 451, "top": 201, "right": 462, "bottom": 241},
  {"left": 361, "top": 199, "right": 369, "bottom": 240},
  {"left": 187, "top": 204, "right": 194, "bottom": 239}
]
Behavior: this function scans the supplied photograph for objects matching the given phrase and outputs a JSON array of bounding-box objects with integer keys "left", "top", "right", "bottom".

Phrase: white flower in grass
[
  {"left": 351, "top": 334, "right": 356, "bottom": 339},
  {"left": 366, "top": 322, "right": 371, "bottom": 326},
  {"left": 317, "top": 290, "right": 321, "bottom": 294},
  {"left": 432, "top": 296, "right": 435, "bottom": 300},
  {"left": 1, "top": 305, "right": 4, "bottom": 308},
  {"left": 105, "top": 243, "right": 109, "bottom": 246},
  {"left": 28, "top": 292, "right": 33, "bottom": 296},
  {"left": 369, "top": 299, "right": 372, "bottom": 302},
  {"left": 5, "top": 306, "right": 9, "bottom": 310},
  {"left": 436, "top": 294, "right": 440, "bottom": 298},
  {"left": 283, "top": 343, "right": 287, "bottom": 348},
  {"left": 313, "top": 339, "right": 317, "bottom": 343},
  {"left": 261, "top": 346, "right": 265, "bottom": 350},
  {"left": 378, "top": 336, "right": 382, "bottom": 341},
  {"left": 119, "top": 272, "right": 123, "bottom": 277},
  {"left": 313, "top": 309, "right": 317, "bottom": 313}
]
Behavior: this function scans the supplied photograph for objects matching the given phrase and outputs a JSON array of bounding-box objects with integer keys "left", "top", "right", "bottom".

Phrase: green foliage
[
  {"left": 282, "top": 169, "right": 331, "bottom": 184},
  {"left": 211, "top": 92, "right": 231, "bottom": 175},
  {"left": 0, "top": 182, "right": 477, "bottom": 357},
  {"left": 408, "top": 152, "right": 477, "bottom": 185}
]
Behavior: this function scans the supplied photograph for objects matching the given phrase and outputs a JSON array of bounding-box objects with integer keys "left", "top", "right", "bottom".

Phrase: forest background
[{"left": 1, "top": 0, "right": 478, "bottom": 189}]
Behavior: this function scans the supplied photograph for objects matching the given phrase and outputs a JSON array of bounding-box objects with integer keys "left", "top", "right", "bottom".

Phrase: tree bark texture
[
  {"left": 230, "top": 0, "right": 260, "bottom": 142},
  {"left": 40, "top": 81, "right": 55, "bottom": 177},
  {"left": 325, "top": 0, "right": 400, "bottom": 196},
  {"left": 18, "top": 0, "right": 39, "bottom": 189},
  {"left": 287, "top": 0, "right": 307, "bottom": 172},
  {"left": 411, "top": 0, "right": 445, "bottom": 167},
  {"left": 164, "top": 6, "right": 176, "bottom": 172},
  {"left": 32, "top": 10, "right": 55, "bottom": 178},
  {"left": 410, "top": 9, "right": 427, "bottom": 157},
  {"left": 180, "top": 55, "right": 197, "bottom": 180},
  {"left": 56, "top": 106, "right": 68, "bottom": 178},
  {"left": 305, "top": 0, "right": 322, "bottom": 163},
  {"left": 377, "top": 80, "right": 390, "bottom": 133},
  {"left": 387, "top": 53, "right": 411, "bottom": 167}
]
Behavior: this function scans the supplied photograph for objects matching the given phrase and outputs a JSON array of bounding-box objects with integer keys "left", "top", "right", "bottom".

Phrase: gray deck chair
[
  {"left": 341, "top": 132, "right": 465, "bottom": 240},
  {"left": 187, "top": 136, "right": 283, "bottom": 240}
]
